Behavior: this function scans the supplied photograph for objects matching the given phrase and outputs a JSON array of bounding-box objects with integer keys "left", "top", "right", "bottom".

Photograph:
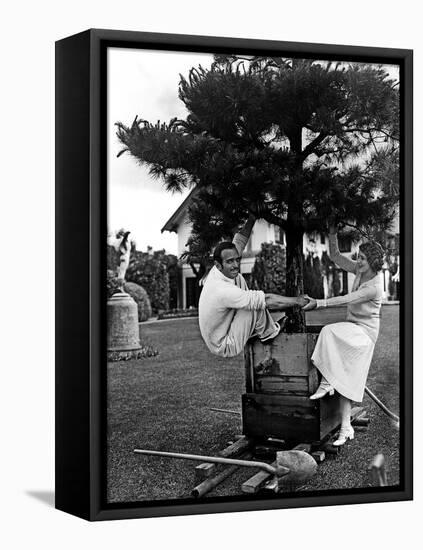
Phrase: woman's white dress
[{"left": 311, "top": 235, "right": 383, "bottom": 402}]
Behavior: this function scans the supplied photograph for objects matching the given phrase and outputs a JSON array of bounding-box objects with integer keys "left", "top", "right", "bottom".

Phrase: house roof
[{"left": 161, "top": 188, "right": 198, "bottom": 233}]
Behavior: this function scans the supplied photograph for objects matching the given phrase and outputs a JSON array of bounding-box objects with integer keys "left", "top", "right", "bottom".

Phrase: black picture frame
[{"left": 55, "top": 28, "right": 413, "bottom": 521}]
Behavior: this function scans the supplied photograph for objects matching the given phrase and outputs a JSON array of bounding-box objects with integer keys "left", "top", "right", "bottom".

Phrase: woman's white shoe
[
  {"left": 309, "top": 378, "right": 335, "bottom": 400},
  {"left": 333, "top": 426, "right": 355, "bottom": 446}
]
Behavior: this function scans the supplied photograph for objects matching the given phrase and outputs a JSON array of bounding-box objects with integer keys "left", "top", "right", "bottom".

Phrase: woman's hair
[{"left": 359, "top": 241, "right": 385, "bottom": 273}]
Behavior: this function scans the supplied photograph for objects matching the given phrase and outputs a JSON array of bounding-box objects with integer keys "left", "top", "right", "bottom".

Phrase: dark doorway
[{"left": 186, "top": 277, "right": 201, "bottom": 308}]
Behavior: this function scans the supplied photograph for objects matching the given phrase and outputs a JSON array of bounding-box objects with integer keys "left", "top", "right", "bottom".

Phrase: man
[{"left": 199, "top": 214, "right": 307, "bottom": 357}]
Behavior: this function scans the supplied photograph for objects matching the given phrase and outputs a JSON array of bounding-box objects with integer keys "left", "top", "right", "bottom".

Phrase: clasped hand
[
  {"left": 302, "top": 294, "right": 317, "bottom": 311},
  {"left": 296, "top": 295, "right": 309, "bottom": 308}
]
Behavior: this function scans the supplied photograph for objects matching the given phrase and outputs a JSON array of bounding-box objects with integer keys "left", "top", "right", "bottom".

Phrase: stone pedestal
[{"left": 107, "top": 292, "right": 141, "bottom": 361}]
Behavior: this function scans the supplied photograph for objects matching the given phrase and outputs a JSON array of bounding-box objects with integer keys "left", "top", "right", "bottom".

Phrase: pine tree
[{"left": 116, "top": 56, "right": 399, "bottom": 331}]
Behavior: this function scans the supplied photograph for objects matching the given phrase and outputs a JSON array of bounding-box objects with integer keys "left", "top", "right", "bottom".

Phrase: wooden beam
[
  {"left": 194, "top": 462, "right": 216, "bottom": 483},
  {"left": 241, "top": 460, "right": 276, "bottom": 494},
  {"left": 352, "top": 416, "right": 370, "bottom": 427},
  {"left": 292, "top": 443, "right": 311, "bottom": 453},
  {"left": 218, "top": 436, "right": 253, "bottom": 458},
  {"left": 192, "top": 452, "right": 253, "bottom": 498},
  {"left": 311, "top": 451, "right": 326, "bottom": 463},
  {"left": 320, "top": 441, "right": 340, "bottom": 455},
  {"left": 351, "top": 406, "right": 365, "bottom": 420}
]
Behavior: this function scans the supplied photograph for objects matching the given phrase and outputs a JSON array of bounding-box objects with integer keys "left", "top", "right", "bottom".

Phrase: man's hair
[{"left": 213, "top": 241, "right": 238, "bottom": 264}]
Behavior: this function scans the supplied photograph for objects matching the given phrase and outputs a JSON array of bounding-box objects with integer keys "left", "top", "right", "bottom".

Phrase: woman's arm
[
  {"left": 328, "top": 228, "right": 357, "bottom": 274},
  {"left": 317, "top": 284, "right": 378, "bottom": 308},
  {"left": 303, "top": 284, "right": 378, "bottom": 311}
]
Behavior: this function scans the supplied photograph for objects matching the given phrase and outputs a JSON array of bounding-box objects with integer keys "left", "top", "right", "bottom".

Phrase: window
[
  {"left": 274, "top": 226, "right": 285, "bottom": 245},
  {"left": 338, "top": 235, "right": 352, "bottom": 253}
]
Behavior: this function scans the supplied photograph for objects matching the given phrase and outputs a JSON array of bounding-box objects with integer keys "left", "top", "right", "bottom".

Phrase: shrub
[
  {"left": 163, "top": 253, "right": 178, "bottom": 310},
  {"left": 123, "top": 281, "right": 152, "bottom": 322},
  {"left": 107, "top": 269, "right": 123, "bottom": 299},
  {"left": 251, "top": 243, "right": 286, "bottom": 294},
  {"left": 126, "top": 248, "right": 170, "bottom": 313}
]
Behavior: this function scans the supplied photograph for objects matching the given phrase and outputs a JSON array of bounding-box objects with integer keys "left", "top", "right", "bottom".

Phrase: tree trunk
[
  {"left": 284, "top": 127, "right": 306, "bottom": 333},
  {"left": 284, "top": 222, "right": 306, "bottom": 333}
]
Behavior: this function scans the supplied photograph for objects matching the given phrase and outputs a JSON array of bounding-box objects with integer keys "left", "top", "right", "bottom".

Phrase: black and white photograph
[
  {"left": 4, "top": 0, "right": 421, "bottom": 546},
  {"left": 106, "top": 43, "right": 405, "bottom": 506}
]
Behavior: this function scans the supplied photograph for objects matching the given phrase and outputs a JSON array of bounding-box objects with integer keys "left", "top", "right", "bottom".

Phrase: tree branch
[
  {"left": 258, "top": 210, "right": 288, "bottom": 230},
  {"left": 301, "top": 132, "right": 329, "bottom": 158},
  {"left": 343, "top": 127, "right": 399, "bottom": 141}
]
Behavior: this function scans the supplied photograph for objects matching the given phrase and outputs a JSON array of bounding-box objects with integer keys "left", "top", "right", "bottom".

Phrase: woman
[{"left": 303, "top": 227, "right": 385, "bottom": 446}]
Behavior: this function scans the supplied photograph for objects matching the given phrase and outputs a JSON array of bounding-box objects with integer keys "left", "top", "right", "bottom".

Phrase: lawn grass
[{"left": 107, "top": 305, "right": 400, "bottom": 503}]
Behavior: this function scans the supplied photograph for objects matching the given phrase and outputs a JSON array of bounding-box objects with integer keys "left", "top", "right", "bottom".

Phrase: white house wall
[{"left": 177, "top": 212, "right": 193, "bottom": 256}]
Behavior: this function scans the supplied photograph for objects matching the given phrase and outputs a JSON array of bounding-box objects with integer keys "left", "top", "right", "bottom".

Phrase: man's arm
[{"left": 265, "top": 293, "right": 308, "bottom": 311}]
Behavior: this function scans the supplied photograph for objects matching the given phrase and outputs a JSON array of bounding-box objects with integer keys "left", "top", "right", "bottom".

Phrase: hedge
[
  {"left": 123, "top": 281, "right": 152, "bottom": 322},
  {"left": 126, "top": 248, "right": 170, "bottom": 313}
]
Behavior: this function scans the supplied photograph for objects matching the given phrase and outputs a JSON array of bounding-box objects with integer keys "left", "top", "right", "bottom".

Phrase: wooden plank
[
  {"left": 218, "top": 436, "right": 253, "bottom": 458},
  {"left": 272, "top": 333, "right": 308, "bottom": 355},
  {"left": 241, "top": 460, "right": 276, "bottom": 494},
  {"left": 243, "top": 393, "right": 317, "bottom": 417},
  {"left": 292, "top": 443, "right": 311, "bottom": 453},
  {"left": 194, "top": 463, "right": 216, "bottom": 483},
  {"left": 255, "top": 375, "right": 309, "bottom": 394},
  {"left": 193, "top": 451, "right": 253, "bottom": 498},
  {"left": 252, "top": 335, "right": 311, "bottom": 376},
  {"left": 311, "top": 451, "right": 326, "bottom": 463},
  {"left": 306, "top": 325, "right": 324, "bottom": 334}
]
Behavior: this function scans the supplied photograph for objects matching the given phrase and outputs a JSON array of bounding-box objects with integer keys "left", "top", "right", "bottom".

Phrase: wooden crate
[{"left": 242, "top": 330, "right": 341, "bottom": 442}]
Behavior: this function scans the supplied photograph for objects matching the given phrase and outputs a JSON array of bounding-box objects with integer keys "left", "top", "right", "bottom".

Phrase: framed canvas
[{"left": 55, "top": 28, "right": 413, "bottom": 521}]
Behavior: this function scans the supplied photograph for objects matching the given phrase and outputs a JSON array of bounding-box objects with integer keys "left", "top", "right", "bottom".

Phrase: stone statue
[
  {"left": 106, "top": 228, "right": 158, "bottom": 361},
  {"left": 107, "top": 228, "right": 133, "bottom": 294}
]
